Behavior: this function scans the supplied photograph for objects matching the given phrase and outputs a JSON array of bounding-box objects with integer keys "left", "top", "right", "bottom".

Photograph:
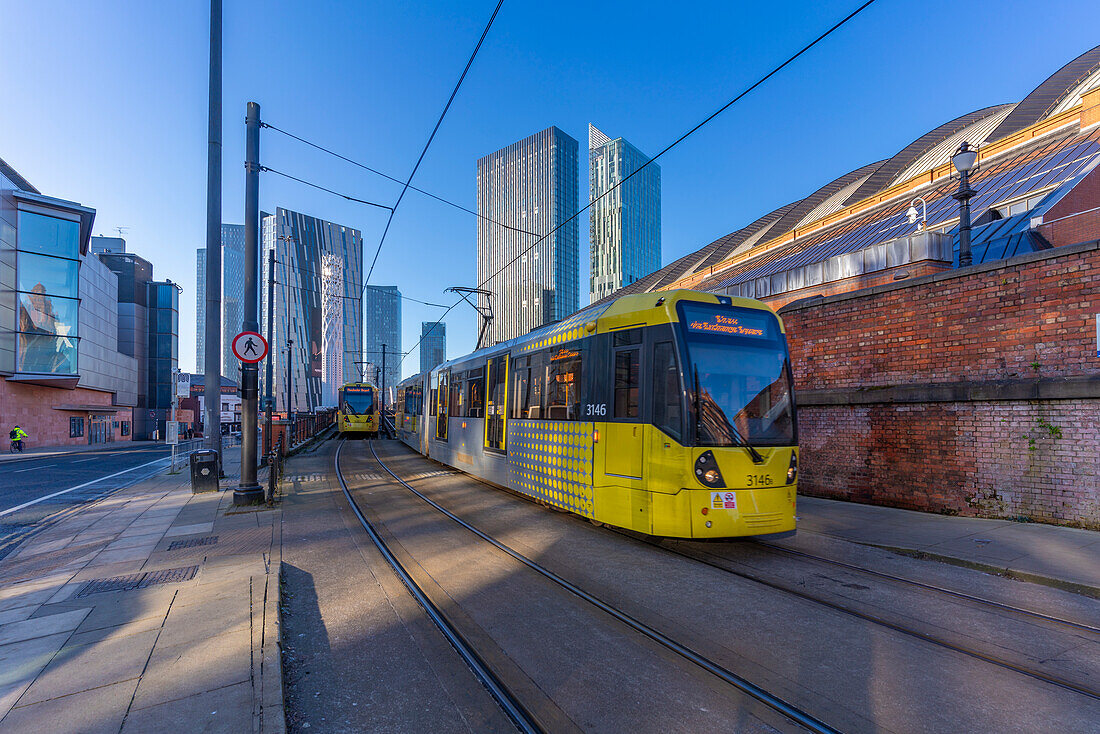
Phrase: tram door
[
  {"left": 485, "top": 354, "right": 508, "bottom": 453},
  {"left": 606, "top": 331, "right": 644, "bottom": 480},
  {"left": 436, "top": 371, "right": 449, "bottom": 440}
]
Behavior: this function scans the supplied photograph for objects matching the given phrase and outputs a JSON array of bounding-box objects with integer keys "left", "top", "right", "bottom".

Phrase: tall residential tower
[
  {"left": 363, "top": 285, "right": 401, "bottom": 395},
  {"left": 477, "top": 126, "right": 579, "bottom": 344},
  {"left": 419, "top": 321, "right": 446, "bottom": 373},
  {"left": 588, "top": 125, "right": 661, "bottom": 302},
  {"left": 195, "top": 223, "right": 248, "bottom": 380}
]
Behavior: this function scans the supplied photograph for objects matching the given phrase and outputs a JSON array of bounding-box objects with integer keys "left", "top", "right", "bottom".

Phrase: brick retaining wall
[{"left": 781, "top": 239, "right": 1100, "bottom": 527}]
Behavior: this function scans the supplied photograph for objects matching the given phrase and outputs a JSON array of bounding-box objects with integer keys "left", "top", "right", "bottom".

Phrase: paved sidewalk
[
  {"left": 0, "top": 448, "right": 283, "bottom": 733},
  {"left": 790, "top": 495, "right": 1100, "bottom": 594}
]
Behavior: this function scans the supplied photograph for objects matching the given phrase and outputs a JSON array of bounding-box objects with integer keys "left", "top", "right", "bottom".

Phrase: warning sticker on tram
[{"left": 711, "top": 491, "right": 737, "bottom": 510}]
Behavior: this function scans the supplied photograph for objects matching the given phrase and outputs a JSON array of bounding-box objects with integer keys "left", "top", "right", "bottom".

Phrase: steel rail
[
  {"left": 754, "top": 541, "right": 1100, "bottom": 635},
  {"left": 333, "top": 439, "right": 543, "bottom": 734},
  {"left": 646, "top": 540, "right": 1100, "bottom": 702},
  {"left": 364, "top": 440, "right": 840, "bottom": 734}
]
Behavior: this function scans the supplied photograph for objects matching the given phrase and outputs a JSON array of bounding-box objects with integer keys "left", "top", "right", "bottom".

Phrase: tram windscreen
[
  {"left": 678, "top": 303, "right": 795, "bottom": 446},
  {"left": 341, "top": 388, "right": 374, "bottom": 415}
]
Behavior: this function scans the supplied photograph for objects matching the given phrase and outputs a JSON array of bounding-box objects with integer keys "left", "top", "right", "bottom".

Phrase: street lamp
[
  {"left": 951, "top": 141, "right": 979, "bottom": 267},
  {"left": 906, "top": 196, "right": 928, "bottom": 231}
]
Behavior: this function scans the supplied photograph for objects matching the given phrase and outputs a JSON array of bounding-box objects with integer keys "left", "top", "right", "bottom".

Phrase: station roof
[{"left": 600, "top": 44, "right": 1100, "bottom": 305}]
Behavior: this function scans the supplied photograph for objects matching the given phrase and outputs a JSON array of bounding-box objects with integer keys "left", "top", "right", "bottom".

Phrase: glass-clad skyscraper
[
  {"left": 588, "top": 124, "right": 661, "bottom": 302},
  {"left": 419, "top": 321, "right": 446, "bottom": 373},
  {"left": 363, "top": 285, "right": 401, "bottom": 396},
  {"left": 195, "top": 223, "right": 249, "bottom": 380},
  {"left": 477, "top": 126, "right": 579, "bottom": 344},
  {"left": 262, "top": 208, "right": 363, "bottom": 412}
]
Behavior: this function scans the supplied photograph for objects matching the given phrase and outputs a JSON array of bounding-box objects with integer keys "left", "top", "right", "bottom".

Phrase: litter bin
[{"left": 190, "top": 450, "right": 221, "bottom": 493}]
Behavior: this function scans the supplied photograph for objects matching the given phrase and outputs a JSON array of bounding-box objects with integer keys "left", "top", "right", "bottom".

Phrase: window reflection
[
  {"left": 17, "top": 211, "right": 80, "bottom": 259},
  {"left": 17, "top": 252, "right": 79, "bottom": 296},
  {"left": 18, "top": 290, "right": 79, "bottom": 339},
  {"left": 18, "top": 334, "right": 78, "bottom": 374}
]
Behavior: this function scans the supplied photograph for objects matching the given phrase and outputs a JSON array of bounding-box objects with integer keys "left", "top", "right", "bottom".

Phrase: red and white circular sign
[{"left": 232, "top": 331, "right": 268, "bottom": 363}]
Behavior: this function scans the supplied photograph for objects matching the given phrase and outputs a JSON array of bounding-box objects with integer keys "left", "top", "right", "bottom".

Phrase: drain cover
[
  {"left": 167, "top": 536, "right": 219, "bottom": 551},
  {"left": 76, "top": 565, "right": 200, "bottom": 598}
]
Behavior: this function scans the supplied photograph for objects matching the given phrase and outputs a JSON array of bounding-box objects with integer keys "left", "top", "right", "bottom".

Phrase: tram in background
[
  {"left": 338, "top": 382, "right": 380, "bottom": 438},
  {"left": 394, "top": 289, "right": 798, "bottom": 539}
]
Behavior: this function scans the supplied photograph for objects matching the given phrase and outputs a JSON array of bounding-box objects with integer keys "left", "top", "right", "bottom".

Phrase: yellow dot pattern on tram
[
  {"left": 509, "top": 420, "right": 595, "bottom": 518},
  {"left": 519, "top": 310, "right": 594, "bottom": 354}
]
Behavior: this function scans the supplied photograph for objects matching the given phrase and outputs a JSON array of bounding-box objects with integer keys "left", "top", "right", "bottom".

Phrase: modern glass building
[
  {"left": 1, "top": 156, "right": 144, "bottom": 448},
  {"left": 477, "top": 126, "right": 579, "bottom": 344},
  {"left": 363, "top": 285, "right": 401, "bottom": 397},
  {"left": 588, "top": 124, "right": 661, "bottom": 302},
  {"left": 262, "top": 207, "right": 363, "bottom": 413},
  {"left": 146, "top": 280, "right": 180, "bottom": 438},
  {"left": 419, "top": 321, "right": 446, "bottom": 373},
  {"left": 195, "top": 223, "right": 248, "bottom": 381}
]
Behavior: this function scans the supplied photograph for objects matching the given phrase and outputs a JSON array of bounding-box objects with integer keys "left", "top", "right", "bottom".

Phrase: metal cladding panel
[
  {"left": 804, "top": 261, "right": 824, "bottom": 286},
  {"left": 863, "top": 243, "right": 887, "bottom": 272},
  {"left": 886, "top": 237, "right": 910, "bottom": 267},
  {"left": 769, "top": 271, "right": 787, "bottom": 294},
  {"left": 840, "top": 251, "right": 863, "bottom": 278},
  {"left": 786, "top": 266, "right": 805, "bottom": 291}
]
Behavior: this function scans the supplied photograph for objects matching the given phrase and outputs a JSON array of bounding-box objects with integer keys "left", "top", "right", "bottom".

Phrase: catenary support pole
[
  {"left": 264, "top": 253, "right": 275, "bottom": 456},
  {"left": 381, "top": 343, "right": 387, "bottom": 410},
  {"left": 235, "top": 101, "right": 264, "bottom": 504},
  {"left": 203, "top": 0, "right": 223, "bottom": 468}
]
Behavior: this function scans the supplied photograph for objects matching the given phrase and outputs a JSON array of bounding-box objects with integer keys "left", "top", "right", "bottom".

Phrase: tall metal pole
[
  {"left": 235, "top": 101, "right": 263, "bottom": 504},
  {"left": 264, "top": 253, "right": 275, "bottom": 456},
  {"left": 380, "top": 343, "right": 387, "bottom": 409},
  {"left": 954, "top": 168, "right": 975, "bottom": 268},
  {"left": 203, "top": 0, "right": 223, "bottom": 465}
]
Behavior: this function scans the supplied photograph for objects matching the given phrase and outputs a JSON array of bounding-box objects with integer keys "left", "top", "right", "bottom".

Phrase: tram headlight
[
  {"left": 786, "top": 452, "right": 798, "bottom": 484},
  {"left": 694, "top": 450, "right": 725, "bottom": 488}
]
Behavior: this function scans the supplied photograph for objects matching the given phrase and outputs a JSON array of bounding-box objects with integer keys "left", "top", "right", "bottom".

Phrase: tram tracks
[
  {"left": 336, "top": 438, "right": 840, "bottom": 734},
  {"left": 640, "top": 538, "right": 1100, "bottom": 702}
]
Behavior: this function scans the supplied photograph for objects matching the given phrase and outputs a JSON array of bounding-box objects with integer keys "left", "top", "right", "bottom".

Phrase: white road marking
[
  {"left": 13, "top": 464, "right": 56, "bottom": 473},
  {"left": 0, "top": 457, "right": 170, "bottom": 517}
]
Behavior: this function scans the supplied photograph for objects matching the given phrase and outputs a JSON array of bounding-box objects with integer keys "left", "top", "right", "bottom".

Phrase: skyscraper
[
  {"left": 363, "top": 285, "right": 401, "bottom": 395},
  {"left": 195, "top": 223, "right": 248, "bottom": 379},
  {"left": 419, "top": 321, "right": 446, "bottom": 373},
  {"left": 477, "top": 126, "right": 579, "bottom": 344},
  {"left": 262, "top": 208, "right": 363, "bottom": 412},
  {"left": 588, "top": 124, "right": 661, "bottom": 302}
]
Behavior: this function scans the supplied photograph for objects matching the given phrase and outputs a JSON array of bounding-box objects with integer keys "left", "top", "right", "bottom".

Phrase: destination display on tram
[
  {"left": 681, "top": 304, "right": 772, "bottom": 339},
  {"left": 343, "top": 385, "right": 373, "bottom": 394}
]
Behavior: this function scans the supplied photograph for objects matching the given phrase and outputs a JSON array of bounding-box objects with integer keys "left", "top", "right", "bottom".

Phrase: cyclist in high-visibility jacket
[{"left": 9, "top": 425, "right": 27, "bottom": 451}]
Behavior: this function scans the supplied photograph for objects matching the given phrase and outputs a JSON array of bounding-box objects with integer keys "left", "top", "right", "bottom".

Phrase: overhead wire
[
  {"left": 259, "top": 166, "right": 393, "bottom": 210},
  {"left": 397, "top": 0, "right": 880, "bottom": 368},
  {"left": 261, "top": 121, "right": 542, "bottom": 238},
  {"left": 364, "top": 0, "right": 506, "bottom": 286}
]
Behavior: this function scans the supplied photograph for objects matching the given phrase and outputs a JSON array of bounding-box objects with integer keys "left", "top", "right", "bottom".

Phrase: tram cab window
[
  {"left": 614, "top": 348, "right": 641, "bottom": 418},
  {"left": 467, "top": 368, "right": 484, "bottom": 418},
  {"left": 652, "top": 341, "right": 682, "bottom": 440},
  {"left": 547, "top": 342, "right": 583, "bottom": 420}
]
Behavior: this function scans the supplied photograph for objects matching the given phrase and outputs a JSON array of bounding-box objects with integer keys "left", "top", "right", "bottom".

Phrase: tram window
[
  {"left": 467, "top": 373, "right": 484, "bottom": 417},
  {"left": 614, "top": 349, "right": 640, "bottom": 418},
  {"left": 450, "top": 380, "right": 464, "bottom": 417},
  {"left": 613, "top": 328, "right": 643, "bottom": 347},
  {"left": 652, "top": 341, "right": 682, "bottom": 440},
  {"left": 547, "top": 342, "right": 583, "bottom": 420}
]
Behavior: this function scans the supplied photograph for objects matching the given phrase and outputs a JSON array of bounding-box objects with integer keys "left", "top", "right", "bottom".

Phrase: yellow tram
[
  {"left": 395, "top": 290, "right": 798, "bottom": 539},
  {"left": 338, "top": 382, "right": 380, "bottom": 438}
]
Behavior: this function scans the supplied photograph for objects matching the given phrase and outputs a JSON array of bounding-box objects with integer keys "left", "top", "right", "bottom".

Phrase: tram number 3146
[
  {"left": 745, "top": 474, "right": 774, "bottom": 486},
  {"left": 584, "top": 404, "right": 608, "bottom": 416}
]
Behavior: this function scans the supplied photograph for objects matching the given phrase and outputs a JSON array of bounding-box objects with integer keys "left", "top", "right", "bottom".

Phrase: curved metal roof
[
  {"left": 841, "top": 104, "right": 1014, "bottom": 206},
  {"left": 987, "top": 44, "right": 1100, "bottom": 142}
]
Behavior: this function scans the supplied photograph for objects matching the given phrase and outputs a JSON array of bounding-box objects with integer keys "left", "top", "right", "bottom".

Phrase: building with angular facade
[
  {"left": 262, "top": 207, "right": 362, "bottom": 413},
  {"left": 588, "top": 124, "right": 660, "bottom": 303},
  {"left": 477, "top": 126, "right": 579, "bottom": 344}
]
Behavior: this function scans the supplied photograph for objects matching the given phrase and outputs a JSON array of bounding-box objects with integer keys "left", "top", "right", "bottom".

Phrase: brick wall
[
  {"left": 0, "top": 382, "right": 133, "bottom": 450},
  {"left": 781, "top": 240, "right": 1100, "bottom": 528}
]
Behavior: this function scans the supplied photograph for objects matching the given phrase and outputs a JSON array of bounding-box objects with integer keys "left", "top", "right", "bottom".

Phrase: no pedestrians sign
[{"left": 232, "top": 331, "right": 268, "bottom": 363}]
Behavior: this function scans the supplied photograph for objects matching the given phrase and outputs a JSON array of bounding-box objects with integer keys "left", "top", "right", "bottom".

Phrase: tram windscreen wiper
[{"left": 694, "top": 367, "right": 765, "bottom": 464}]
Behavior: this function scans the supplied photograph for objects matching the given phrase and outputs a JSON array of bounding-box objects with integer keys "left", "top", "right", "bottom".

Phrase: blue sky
[{"left": 3, "top": 0, "right": 1098, "bottom": 378}]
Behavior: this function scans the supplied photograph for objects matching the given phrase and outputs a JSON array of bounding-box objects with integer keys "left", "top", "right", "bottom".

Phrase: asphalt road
[{"left": 0, "top": 444, "right": 176, "bottom": 559}]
